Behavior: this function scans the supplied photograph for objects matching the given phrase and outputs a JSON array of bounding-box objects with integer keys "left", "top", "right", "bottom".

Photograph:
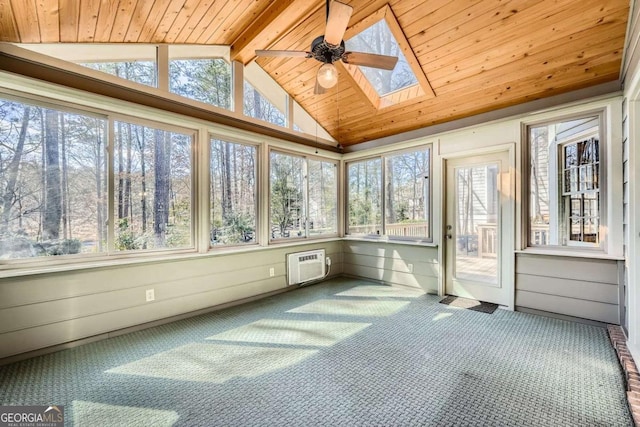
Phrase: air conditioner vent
[{"left": 287, "top": 249, "right": 325, "bottom": 285}]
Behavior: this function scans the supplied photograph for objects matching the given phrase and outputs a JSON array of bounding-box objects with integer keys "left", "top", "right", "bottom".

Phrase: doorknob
[{"left": 445, "top": 234, "right": 452, "bottom": 239}]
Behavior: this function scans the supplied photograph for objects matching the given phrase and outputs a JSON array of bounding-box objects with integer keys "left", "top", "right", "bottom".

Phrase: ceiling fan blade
[
  {"left": 324, "top": 1, "right": 353, "bottom": 46},
  {"left": 342, "top": 52, "right": 399, "bottom": 70},
  {"left": 314, "top": 78, "right": 327, "bottom": 95},
  {"left": 255, "top": 50, "right": 310, "bottom": 58}
]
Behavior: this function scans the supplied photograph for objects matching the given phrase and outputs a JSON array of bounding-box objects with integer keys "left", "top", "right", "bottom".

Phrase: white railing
[
  {"left": 477, "top": 223, "right": 497, "bottom": 258},
  {"left": 348, "top": 222, "right": 428, "bottom": 238},
  {"left": 531, "top": 224, "right": 549, "bottom": 245}
]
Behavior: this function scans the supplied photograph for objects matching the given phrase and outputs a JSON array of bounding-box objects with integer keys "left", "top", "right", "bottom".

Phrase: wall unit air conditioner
[{"left": 287, "top": 249, "right": 325, "bottom": 285}]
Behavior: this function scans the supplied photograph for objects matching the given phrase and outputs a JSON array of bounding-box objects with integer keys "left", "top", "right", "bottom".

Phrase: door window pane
[{"left": 454, "top": 165, "right": 498, "bottom": 285}]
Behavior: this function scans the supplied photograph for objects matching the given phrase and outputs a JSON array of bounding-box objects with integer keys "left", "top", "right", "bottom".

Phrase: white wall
[
  {"left": 623, "top": 0, "right": 640, "bottom": 362},
  {"left": 0, "top": 241, "right": 343, "bottom": 360}
]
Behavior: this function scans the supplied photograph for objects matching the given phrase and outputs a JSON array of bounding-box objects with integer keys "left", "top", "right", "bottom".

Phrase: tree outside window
[
  {"left": 270, "top": 151, "right": 337, "bottom": 240},
  {"left": 347, "top": 146, "right": 431, "bottom": 241},
  {"left": 210, "top": 139, "right": 257, "bottom": 246},
  {"left": 170, "top": 59, "right": 231, "bottom": 110},
  {"left": 0, "top": 99, "right": 108, "bottom": 258},
  {"left": 113, "top": 121, "right": 193, "bottom": 251}
]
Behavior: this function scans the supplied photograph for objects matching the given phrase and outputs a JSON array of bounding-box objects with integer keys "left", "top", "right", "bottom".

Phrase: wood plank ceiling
[{"left": 0, "top": 0, "right": 630, "bottom": 146}]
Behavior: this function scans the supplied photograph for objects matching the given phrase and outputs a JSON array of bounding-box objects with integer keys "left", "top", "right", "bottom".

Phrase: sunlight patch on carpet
[
  {"left": 207, "top": 319, "right": 371, "bottom": 347},
  {"left": 72, "top": 400, "right": 179, "bottom": 427},
  {"left": 335, "top": 285, "right": 425, "bottom": 298},
  {"left": 106, "top": 343, "right": 317, "bottom": 383},
  {"left": 287, "top": 299, "right": 410, "bottom": 317}
]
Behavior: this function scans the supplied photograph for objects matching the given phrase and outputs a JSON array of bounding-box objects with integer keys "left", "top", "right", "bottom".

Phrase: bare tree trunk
[
  {"left": 223, "top": 140, "right": 233, "bottom": 221},
  {"left": 43, "top": 109, "right": 61, "bottom": 240},
  {"left": 532, "top": 135, "right": 542, "bottom": 221},
  {"left": 1, "top": 106, "right": 30, "bottom": 233},
  {"left": 117, "top": 121, "right": 125, "bottom": 219},
  {"left": 153, "top": 130, "right": 171, "bottom": 246},
  {"left": 95, "top": 119, "right": 105, "bottom": 251},
  {"left": 386, "top": 159, "right": 395, "bottom": 223},
  {"left": 253, "top": 88, "right": 262, "bottom": 119},
  {"left": 125, "top": 130, "right": 132, "bottom": 219},
  {"left": 134, "top": 126, "right": 148, "bottom": 234},
  {"left": 61, "top": 115, "right": 70, "bottom": 239}
]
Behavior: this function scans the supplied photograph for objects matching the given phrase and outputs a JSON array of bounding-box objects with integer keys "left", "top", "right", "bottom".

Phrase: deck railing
[{"left": 348, "top": 222, "right": 428, "bottom": 238}]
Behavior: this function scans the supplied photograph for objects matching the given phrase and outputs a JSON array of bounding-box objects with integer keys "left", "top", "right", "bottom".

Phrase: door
[{"left": 445, "top": 151, "right": 512, "bottom": 306}]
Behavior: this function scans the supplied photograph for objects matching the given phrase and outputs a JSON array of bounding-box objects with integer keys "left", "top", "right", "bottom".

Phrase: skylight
[{"left": 345, "top": 19, "right": 418, "bottom": 97}]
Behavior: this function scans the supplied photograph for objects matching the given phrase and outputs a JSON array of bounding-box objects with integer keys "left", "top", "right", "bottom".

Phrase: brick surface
[{"left": 609, "top": 325, "right": 640, "bottom": 425}]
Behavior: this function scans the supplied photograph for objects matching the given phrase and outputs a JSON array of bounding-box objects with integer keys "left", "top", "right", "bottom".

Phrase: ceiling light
[{"left": 317, "top": 63, "right": 338, "bottom": 89}]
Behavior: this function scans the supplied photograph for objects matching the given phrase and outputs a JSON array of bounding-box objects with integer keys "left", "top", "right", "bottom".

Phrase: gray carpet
[{"left": 0, "top": 277, "right": 633, "bottom": 426}]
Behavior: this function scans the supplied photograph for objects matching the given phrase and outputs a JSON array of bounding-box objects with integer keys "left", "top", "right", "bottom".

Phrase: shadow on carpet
[{"left": 439, "top": 295, "right": 499, "bottom": 314}]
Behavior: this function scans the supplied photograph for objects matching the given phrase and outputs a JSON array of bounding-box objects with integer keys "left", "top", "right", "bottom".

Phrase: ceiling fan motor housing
[{"left": 311, "top": 35, "right": 346, "bottom": 64}]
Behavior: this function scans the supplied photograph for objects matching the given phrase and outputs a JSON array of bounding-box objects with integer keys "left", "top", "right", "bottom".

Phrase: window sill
[
  {"left": 343, "top": 235, "right": 437, "bottom": 247},
  {"left": 515, "top": 247, "right": 624, "bottom": 261},
  {"left": 0, "top": 237, "right": 343, "bottom": 279}
]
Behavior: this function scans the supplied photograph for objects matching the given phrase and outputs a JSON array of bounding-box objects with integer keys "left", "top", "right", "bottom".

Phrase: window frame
[
  {"left": 341, "top": 5, "right": 434, "bottom": 110},
  {"left": 208, "top": 135, "right": 260, "bottom": 249},
  {"left": 109, "top": 114, "right": 197, "bottom": 255},
  {"left": 0, "top": 89, "right": 199, "bottom": 270},
  {"left": 345, "top": 144, "right": 433, "bottom": 243},
  {"left": 268, "top": 148, "right": 339, "bottom": 243},
  {"left": 523, "top": 110, "right": 606, "bottom": 251}
]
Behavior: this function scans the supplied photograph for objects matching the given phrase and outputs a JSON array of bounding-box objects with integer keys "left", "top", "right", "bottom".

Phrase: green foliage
[
  {"left": 45, "top": 239, "right": 82, "bottom": 256},
  {"left": 115, "top": 218, "right": 139, "bottom": 251},
  {"left": 220, "top": 212, "right": 254, "bottom": 244},
  {"left": 270, "top": 154, "right": 303, "bottom": 237}
]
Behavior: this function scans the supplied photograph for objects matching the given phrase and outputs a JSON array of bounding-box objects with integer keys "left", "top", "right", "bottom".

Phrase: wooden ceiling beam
[{"left": 230, "top": 0, "right": 323, "bottom": 65}]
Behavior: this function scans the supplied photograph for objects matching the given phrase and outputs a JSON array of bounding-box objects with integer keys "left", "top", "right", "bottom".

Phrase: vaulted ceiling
[{"left": 0, "top": 0, "right": 630, "bottom": 146}]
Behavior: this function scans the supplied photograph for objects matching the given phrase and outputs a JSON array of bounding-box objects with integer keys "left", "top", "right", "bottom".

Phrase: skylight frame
[{"left": 341, "top": 5, "right": 434, "bottom": 110}]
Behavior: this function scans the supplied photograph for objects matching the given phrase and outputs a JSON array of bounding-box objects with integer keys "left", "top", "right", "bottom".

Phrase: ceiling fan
[{"left": 255, "top": 0, "right": 399, "bottom": 94}]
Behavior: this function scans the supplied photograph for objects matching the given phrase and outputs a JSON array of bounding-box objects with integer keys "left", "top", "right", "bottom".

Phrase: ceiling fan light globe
[{"left": 317, "top": 63, "right": 338, "bottom": 89}]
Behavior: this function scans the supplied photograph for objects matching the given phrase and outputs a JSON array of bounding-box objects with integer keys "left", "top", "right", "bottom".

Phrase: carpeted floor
[{"left": 0, "top": 277, "right": 633, "bottom": 426}]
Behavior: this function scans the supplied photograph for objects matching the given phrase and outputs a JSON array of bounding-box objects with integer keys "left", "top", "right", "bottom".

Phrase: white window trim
[
  {"left": 345, "top": 144, "right": 433, "bottom": 243},
  {"left": 517, "top": 107, "right": 623, "bottom": 259},
  {"left": 268, "top": 149, "right": 340, "bottom": 243},
  {"left": 208, "top": 136, "right": 261, "bottom": 249}
]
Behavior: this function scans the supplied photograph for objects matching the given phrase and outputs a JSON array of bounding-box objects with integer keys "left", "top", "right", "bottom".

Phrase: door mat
[{"left": 439, "top": 296, "right": 499, "bottom": 314}]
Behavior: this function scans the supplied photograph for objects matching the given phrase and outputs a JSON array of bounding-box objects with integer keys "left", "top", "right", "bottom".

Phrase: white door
[{"left": 445, "top": 151, "right": 512, "bottom": 306}]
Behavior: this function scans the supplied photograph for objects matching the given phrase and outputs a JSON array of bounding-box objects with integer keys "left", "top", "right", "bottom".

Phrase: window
[
  {"left": 0, "top": 97, "right": 108, "bottom": 259},
  {"left": 113, "top": 121, "right": 193, "bottom": 251},
  {"left": 308, "top": 158, "right": 338, "bottom": 237},
  {"left": 80, "top": 61, "right": 157, "bottom": 87},
  {"left": 345, "top": 19, "right": 417, "bottom": 96},
  {"left": 210, "top": 138, "right": 257, "bottom": 246},
  {"left": 527, "top": 115, "right": 601, "bottom": 247},
  {"left": 347, "top": 145, "right": 431, "bottom": 241},
  {"left": 170, "top": 58, "right": 232, "bottom": 110},
  {"left": 244, "top": 81, "right": 286, "bottom": 126},
  {"left": 348, "top": 158, "right": 382, "bottom": 235},
  {"left": 341, "top": 5, "right": 432, "bottom": 109},
  {"left": 269, "top": 151, "right": 337, "bottom": 240}
]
